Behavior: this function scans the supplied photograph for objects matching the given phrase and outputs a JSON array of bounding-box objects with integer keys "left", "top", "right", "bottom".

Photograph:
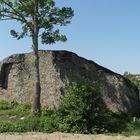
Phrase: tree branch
[
  {"left": 0, "top": 12, "right": 25, "bottom": 21},
  {"left": 0, "top": 0, "right": 31, "bottom": 27},
  {"left": 0, "top": 10, "right": 24, "bottom": 22}
]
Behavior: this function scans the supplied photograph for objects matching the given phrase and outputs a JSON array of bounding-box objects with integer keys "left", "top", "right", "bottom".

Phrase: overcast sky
[{"left": 0, "top": 0, "right": 140, "bottom": 74}]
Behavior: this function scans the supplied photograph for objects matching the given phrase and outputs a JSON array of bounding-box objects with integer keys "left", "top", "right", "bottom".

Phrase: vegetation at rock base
[
  {"left": 0, "top": 82, "right": 140, "bottom": 135},
  {"left": 0, "top": 100, "right": 59, "bottom": 133},
  {"left": 57, "top": 81, "right": 109, "bottom": 134},
  {"left": 56, "top": 82, "right": 139, "bottom": 134}
]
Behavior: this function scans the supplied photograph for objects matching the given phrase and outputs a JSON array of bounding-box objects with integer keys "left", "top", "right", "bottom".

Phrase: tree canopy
[{"left": 0, "top": 0, "right": 74, "bottom": 44}]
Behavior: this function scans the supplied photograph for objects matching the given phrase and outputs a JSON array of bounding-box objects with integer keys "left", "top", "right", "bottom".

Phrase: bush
[
  {"left": 57, "top": 81, "right": 110, "bottom": 134},
  {"left": 105, "top": 112, "right": 132, "bottom": 133}
]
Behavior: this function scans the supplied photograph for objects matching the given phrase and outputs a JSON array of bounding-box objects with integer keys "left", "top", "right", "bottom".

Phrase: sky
[{"left": 0, "top": 0, "right": 140, "bottom": 75}]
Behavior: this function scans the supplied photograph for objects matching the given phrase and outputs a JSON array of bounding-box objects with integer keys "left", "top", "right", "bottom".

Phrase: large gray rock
[{"left": 0, "top": 50, "right": 139, "bottom": 113}]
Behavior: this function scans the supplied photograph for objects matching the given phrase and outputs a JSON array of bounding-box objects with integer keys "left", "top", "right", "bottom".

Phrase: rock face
[{"left": 0, "top": 50, "right": 139, "bottom": 113}]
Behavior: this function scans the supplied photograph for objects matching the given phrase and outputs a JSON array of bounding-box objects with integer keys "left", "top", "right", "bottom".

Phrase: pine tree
[{"left": 0, "top": 0, "right": 74, "bottom": 115}]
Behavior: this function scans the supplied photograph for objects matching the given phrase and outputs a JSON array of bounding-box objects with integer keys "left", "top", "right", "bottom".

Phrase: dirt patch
[{"left": 0, "top": 132, "right": 140, "bottom": 140}]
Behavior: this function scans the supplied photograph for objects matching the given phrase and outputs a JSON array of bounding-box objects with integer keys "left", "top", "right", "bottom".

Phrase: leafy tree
[
  {"left": 0, "top": 0, "right": 74, "bottom": 115},
  {"left": 124, "top": 72, "right": 140, "bottom": 92}
]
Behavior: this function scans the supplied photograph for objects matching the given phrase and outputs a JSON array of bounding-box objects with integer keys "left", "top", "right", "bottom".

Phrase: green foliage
[
  {"left": 0, "top": 0, "right": 74, "bottom": 44},
  {"left": 0, "top": 100, "right": 18, "bottom": 110},
  {"left": 56, "top": 82, "right": 137, "bottom": 134},
  {"left": 118, "top": 117, "right": 140, "bottom": 136},
  {"left": 0, "top": 101, "right": 59, "bottom": 133},
  {"left": 39, "top": 112, "right": 59, "bottom": 132},
  {"left": 57, "top": 81, "right": 110, "bottom": 134},
  {"left": 0, "top": 82, "right": 139, "bottom": 134},
  {"left": 105, "top": 112, "right": 132, "bottom": 133},
  {"left": 124, "top": 72, "right": 140, "bottom": 92}
]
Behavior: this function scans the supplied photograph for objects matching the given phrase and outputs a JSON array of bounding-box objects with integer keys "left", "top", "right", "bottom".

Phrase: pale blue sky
[{"left": 0, "top": 0, "right": 140, "bottom": 74}]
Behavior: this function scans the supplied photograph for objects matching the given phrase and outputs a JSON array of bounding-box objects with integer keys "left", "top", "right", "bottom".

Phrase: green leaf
[{"left": 10, "top": 30, "right": 18, "bottom": 38}]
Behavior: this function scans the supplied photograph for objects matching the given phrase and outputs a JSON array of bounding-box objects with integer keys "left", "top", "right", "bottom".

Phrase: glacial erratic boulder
[{"left": 0, "top": 50, "right": 139, "bottom": 113}]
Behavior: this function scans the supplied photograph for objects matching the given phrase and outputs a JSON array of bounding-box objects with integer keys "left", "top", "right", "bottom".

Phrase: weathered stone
[{"left": 0, "top": 50, "right": 139, "bottom": 113}]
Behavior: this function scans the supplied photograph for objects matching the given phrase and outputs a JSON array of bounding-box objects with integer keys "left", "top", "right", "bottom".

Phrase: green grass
[
  {"left": 0, "top": 101, "right": 31, "bottom": 121},
  {"left": 0, "top": 100, "right": 140, "bottom": 136},
  {"left": 0, "top": 100, "right": 59, "bottom": 133},
  {"left": 120, "top": 120, "right": 140, "bottom": 136}
]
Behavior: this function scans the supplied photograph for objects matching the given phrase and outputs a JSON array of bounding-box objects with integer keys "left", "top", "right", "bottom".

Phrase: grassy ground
[{"left": 0, "top": 100, "right": 140, "bottom": 136}]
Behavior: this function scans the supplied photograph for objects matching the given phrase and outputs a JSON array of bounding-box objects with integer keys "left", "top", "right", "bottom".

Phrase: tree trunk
[
  {"left": 32, "top": 35, "right": 41, "bottom": 115},
  {"left": 32, "top": 3, "right": 41, "bottom": 115}
]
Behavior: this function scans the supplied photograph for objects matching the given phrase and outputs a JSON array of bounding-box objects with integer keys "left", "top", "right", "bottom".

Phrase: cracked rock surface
[{"left": 0, "top": 50, "right": 139, "bottom": 113}]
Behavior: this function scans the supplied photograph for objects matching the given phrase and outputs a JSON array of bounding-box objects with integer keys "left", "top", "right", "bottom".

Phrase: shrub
[
  {"left": 57, "top": 81, "right": 109, "bottom": 134},
  {"left": 105, "top": 112, "right": 132, "bottom": 133}
]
